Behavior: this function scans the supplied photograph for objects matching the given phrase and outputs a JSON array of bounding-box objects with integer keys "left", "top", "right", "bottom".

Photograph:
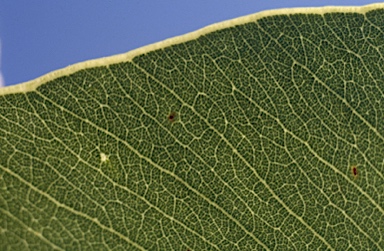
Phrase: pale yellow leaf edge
[{"left": 1, "top": 3, "right": 383, "bottom": 95}]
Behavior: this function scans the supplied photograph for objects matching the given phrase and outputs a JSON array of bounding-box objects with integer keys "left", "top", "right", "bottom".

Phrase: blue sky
[{"left": 0, "top": 0, "right": 380, "bottom": 86}]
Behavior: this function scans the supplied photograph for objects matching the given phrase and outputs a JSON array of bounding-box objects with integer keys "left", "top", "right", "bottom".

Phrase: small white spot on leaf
[{"left": 100, "top": 153, "right": 108, "bottom": 162}]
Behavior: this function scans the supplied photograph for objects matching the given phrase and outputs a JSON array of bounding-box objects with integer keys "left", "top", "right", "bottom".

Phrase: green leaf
[{"left": 1, "top": 4, "right": 384, "bottom": 250}]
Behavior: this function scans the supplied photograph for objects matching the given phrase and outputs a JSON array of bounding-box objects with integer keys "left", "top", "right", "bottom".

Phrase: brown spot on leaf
[
  {"left": 168, "top": 112, "right": 177, "bottom": 123},
  {"left": 351, "top": 166, "right": 358, "bottom": 178}
]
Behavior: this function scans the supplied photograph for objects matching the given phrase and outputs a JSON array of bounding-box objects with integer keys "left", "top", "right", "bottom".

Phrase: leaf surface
[{"left": 1, "top": 4, "right": 384, "bottom": 250}]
